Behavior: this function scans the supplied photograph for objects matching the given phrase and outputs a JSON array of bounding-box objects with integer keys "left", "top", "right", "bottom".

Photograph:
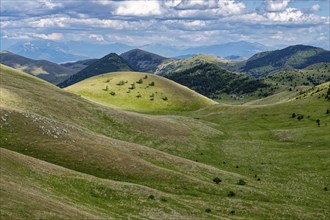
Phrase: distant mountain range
[
  {"left": 4, "top": 39, "right": 271, "bottom": 62},
  {"left": 0, "top": 51, "right": 76, "bottom": 84},
  {"left": 7, "top": 41, "right": 88, "bottom": 63}
]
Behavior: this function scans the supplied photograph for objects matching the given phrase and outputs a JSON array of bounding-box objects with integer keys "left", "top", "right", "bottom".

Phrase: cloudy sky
[{"left": 1, "top": 0, "right": 329, "bottom": 49}]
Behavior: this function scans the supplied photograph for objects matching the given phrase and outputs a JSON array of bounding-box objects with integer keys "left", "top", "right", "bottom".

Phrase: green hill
[
  {"left": 65, "top": 71, "right": 216, "bottom": 112},
  {"left": 58, "top": 53, "right": 133, "bottom": 87},
  {"left": 121, "top": 49, "right": 170, "bottom": 73},
  {"left": 155, "top": 54, "right": 232, "bottom": 75},
  {"left": 0, "top": 51, "right": 75, "bottom": 84},
  {"left": 242, "top": 45, "right": 330, "bottom": 77},
  {"left": 163, "top": 62, "right": 273, "bottom": 100},
  {"left": 264, "top": 63, "right": 330, "bottom": 87},
  {"left": 1, "top": 64, "right": 329, "bottom": 219}
]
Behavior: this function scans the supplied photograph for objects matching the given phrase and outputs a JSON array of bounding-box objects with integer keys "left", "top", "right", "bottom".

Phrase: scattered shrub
[
  {"left": 297, "top": 114, "right": 304, "bottom": 120},
  {"left": 227, "top": 191, "right": 235, "bottom": 197},
  {"left": 257, "top": 178, "right": 261, "bottom": 181},
  {"left": 229, "top": 210, "right": 235, "bottom": 215},
  {"left": 116, "top": 80, "right": 125, "bottom": 86},
  {"left": 162, "top": 96, "right": 168, "bottom": 101},
  {"left": 237, "top": 179, "right": 246, "bottom": 185},
  {"left": 205, "top": 208, "right": 211, "bottom": 213},
  {"left": 324, "top": 187, "right": 328, "bottom": 191},
  {"left": 326, "top": 109, "right": 329, "bottom": 114},
  {"left": 136, "top": 94, "right": 142, "bottom": 98},
  {"left": 106, "top": 79, "right": 110, "bottom": 83},
  {"left": 143, "top": 75, "right": 148, "bottom": 79},
  {"left": 110, "top": 91, "right": 116, "bottom": 96},
  {"left": 129, "top": 83, "right": 136, "bottom": 90},
  {"left": 103, "top": 85, "right": 109, "bottom": 91},
  {"left": 316, "top": 119, "right": 320, "bottom": 126},
  {"left": 150, "top": 98, "right": 154, "bottom": 101},
  {"left": 148, "top": 195, "right": 155, "bottom": 200},
  {"left": 160, "top": 197, "right": 167, "bottom": 202},
  {"left": 136, "top": 78, "right": 143, "bottom": 84},
  {"left": 291, "top": 113, "right": 296, "bottom": 118},
  {"left": 235, "top": 165, "right": 239, "bottom": 168},
  {"left": 213, "top": 177, "right": 222, "bottom": 184},
  {"left": 149, "top": 81, "right": 155, "bottom": 86}
]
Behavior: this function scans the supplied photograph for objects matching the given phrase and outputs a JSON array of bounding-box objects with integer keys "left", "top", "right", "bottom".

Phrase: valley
[{"left": 1, "top": 61, "right": 329, "bottom": 219}]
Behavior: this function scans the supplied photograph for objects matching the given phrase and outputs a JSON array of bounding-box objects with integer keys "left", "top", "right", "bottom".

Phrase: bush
[
  {"left": 227, "top": 191, "right": 235, "bottom": 197},
  {"left": 116, "top": 80, "right": 125, "bottom": 86},
  {"left": 149, "top": 81, "right": 155, "bottom": 86},
  {"left": 229, "top": 210, "right": 235, "bottom": 215},
  {"left": 213, "top": 177, "right": 222, "bottom": 184},
  {"left": 110, "top": 91, "right": 116, "bottom": 96},
  {"left": 291, "top": 113, "right": 296, "bottom": 118},
  {"left": 326, "top": 109, "right": 329, "bottom": 114},
  {"left": 143, "top": 75, "right": 148, "bottom": 79},
  {"left": 162, "top": 96, "right": 168, "bottom": 101},
  {"left": 148, "top": 195, "right": 155, "bottom": 200},
  {"left": 129, "top": 83, "right": 136, "bottom": 90},
  {"left": 136, "top": 78, "right": 143, "bottom": 84},
  {"left": 316, "top": 119, "right": 320, "bottom": 126},
  {"left": 237, "top": 179, "right": 246, "bottom": 185},
  {"left": 136, "top": 94, "right": 142, "bottom": 98},
  {"left": 160, "top": 197, "right": 167, "bottom": 202},
  {"left": 297, "top": 114, "right": 304, "bottom": 120},
  {"left": 205, "top": 208, "right": 211, "bottom": 213}
]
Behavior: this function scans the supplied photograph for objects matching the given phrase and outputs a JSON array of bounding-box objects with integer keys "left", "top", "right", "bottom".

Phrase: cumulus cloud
[
  {"left": 0, "top": 0, "right": 329, "bottom": 49},
  {"left": 175, "top": 0, "right": 218, "bottom": 10},
  {"left": 114, "top": 0, "right": 164, "bottom": 16},
  {"left": 310, "top": 4, "right": 320, "bottom": 12},
  {"left": 265, "top": 0, "right": 290, "bottom": 12}
]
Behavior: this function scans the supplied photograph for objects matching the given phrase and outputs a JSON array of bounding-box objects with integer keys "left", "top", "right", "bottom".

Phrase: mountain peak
[
  {"left": 121, "top": 49, "right": 169, "bottom": 72},
  {"left": 58, "top": 52, "right": 133, "bottom": 87}
]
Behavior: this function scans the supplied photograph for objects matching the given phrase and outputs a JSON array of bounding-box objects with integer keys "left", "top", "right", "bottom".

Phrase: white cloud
[
  {"left": 89, "top": 34, "right": 104, "bottom": 42},
  {"left": 114, "top": 1, "right": 163, "bottom": 16},
  {"left": 310, "top": 4, "right": 320, "bottom": 12},
  {"left": 175, "top": 0, "right": 218, "bottom": 10},
  {"left": 217, "top": 0, "right": 245, "bottom": 16},
  {"left": 34, "top": 33, "right": 63, "bottom": 40},
  {"left": 265, "top": 0, "right": 290, "bottom": 12}
]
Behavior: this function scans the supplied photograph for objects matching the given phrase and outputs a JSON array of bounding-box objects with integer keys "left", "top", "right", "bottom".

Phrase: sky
[{"left": 1, "top": 0, "right": 329, "bottom": 49}]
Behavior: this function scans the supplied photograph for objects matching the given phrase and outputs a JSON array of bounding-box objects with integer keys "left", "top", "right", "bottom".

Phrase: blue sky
[{"left": 1, "top": 0, "right": 329, "bottom": 49}]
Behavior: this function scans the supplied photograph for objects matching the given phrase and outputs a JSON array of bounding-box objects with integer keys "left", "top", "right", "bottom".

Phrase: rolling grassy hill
[
  {"left": 241, "top": 45, "right": 330, "bottom": 77},
  {"left": 1, "top": 64, "right": 329, "bottom": 219},
  {"left": 0, "top": 51, "right": 76, "bottom": 84},
  {"left": 161, "top": 62, "right": 274, "bottom": 101},
  {"left": 65, "top": 71, "right": 216, "bottom": 112},
  {"left": 264, "top": 63, "right": 330, "bottom": 87},
  {"left": 121, "top": 49, "right": 171, "bottom": 73},
  {"left": 58, "top": 53, "right": 133, "bottom": 87},
  {"left": 155, "top": 54, "right": 231, "bottom": 75}
]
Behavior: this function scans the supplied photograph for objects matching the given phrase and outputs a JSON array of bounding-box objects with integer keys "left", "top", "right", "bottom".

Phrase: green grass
[
  {"left": 65, "top": 71, "right": 216, "bottom": 113},
  {"left": 1, "top": 64, "right": 330, "bottom": 219}
]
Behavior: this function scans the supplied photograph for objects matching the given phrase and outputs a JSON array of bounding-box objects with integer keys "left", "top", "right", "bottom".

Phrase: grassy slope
[
  {"left": 264, "top": 63, "right": 330, "bottom": 87},
  {"left": 155, "top": 54, "right": 233, "bottom": 75},
  {"left": 1, "top": 64, "right": 330, "bottom": 219},
  {"left": 65, "top": 71, "right": 216, "bottom": 113}
]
